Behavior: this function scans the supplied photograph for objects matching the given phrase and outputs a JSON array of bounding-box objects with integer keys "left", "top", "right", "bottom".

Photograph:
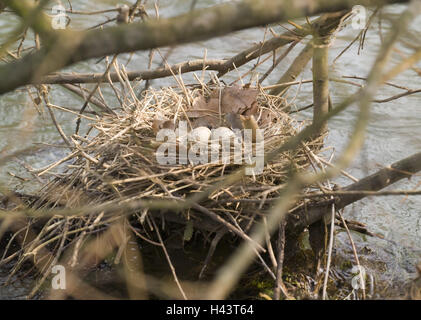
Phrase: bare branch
[{"left": 0, "top": 0, "right": 409, "bottom": 95}]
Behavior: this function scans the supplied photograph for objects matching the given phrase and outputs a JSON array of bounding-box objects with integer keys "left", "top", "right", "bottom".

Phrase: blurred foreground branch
[{"left": 0, "top": 0, "right": 409, "bottom": 94}]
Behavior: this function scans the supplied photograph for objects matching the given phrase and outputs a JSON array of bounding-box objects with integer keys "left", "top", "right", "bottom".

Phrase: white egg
[
  {"left": 211, "top": 127, "right": 235, "bottom": 142},
  {"left": 188, "top": 126, "right": 211, "bottom": 142}
]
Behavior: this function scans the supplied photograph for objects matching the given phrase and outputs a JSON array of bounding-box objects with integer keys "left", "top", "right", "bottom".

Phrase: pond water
[{"left": 0, "top": 0, "right": 420, "bottom": 299}]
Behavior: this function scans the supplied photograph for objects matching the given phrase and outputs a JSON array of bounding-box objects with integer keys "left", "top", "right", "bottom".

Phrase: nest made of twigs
[{"left": 32, "top": 84, "right": 323, "bottom": 229}]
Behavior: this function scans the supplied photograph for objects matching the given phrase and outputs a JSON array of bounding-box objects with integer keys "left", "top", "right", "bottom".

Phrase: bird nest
[
  {"left": 2, "top": 82, "right": 326, "bottom": 296},
  {"left": 32, "top": 84, "right": 323, "bottom": 228},
  {"left": 28, "top": 84, "right": 325, "bottom": 243}
]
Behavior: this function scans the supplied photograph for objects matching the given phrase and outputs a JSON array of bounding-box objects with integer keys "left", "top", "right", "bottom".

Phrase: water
[{"left": 0, "top": 1, "right": 420, "bottom": 298}]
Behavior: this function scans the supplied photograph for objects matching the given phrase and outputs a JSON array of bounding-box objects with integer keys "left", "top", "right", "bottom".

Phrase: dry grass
[
  {"left": 0, "top": 78, "right": 325, "bottom": 298},
  {"left": 32, "top": 83, "right": 323, "bottom": 226}
]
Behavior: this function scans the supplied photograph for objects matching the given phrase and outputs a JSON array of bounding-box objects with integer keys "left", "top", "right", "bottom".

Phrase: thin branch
[{"left": 0, "top": 0, "right": 409, "bottom": 95}]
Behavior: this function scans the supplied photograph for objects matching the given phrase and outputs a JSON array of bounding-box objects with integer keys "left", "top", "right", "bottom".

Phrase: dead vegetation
[{"left": 0, "top": 71, "right": 327, "bottom": 298}]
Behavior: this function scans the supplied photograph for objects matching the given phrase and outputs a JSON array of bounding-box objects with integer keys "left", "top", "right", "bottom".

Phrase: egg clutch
[
  {"left": 149, "top": 84, "right": 276, "bottom": 174},
  {"left": 154, "top": 120, "right": 265, "bottom": 175}
]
